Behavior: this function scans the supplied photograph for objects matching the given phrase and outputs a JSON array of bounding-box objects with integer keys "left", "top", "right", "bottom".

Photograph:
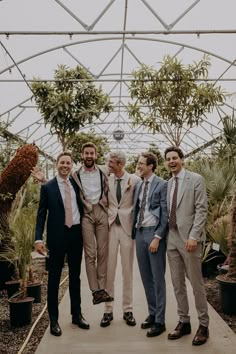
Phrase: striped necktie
[
  {"left": 64, "top": 180, "right": 73, "bottom": 228},
  {"left": 137, "top": 180, "right": 149, "bottom": 228},
  {"left": 169, "top": 177, "right": 178, "bottom": 229}
]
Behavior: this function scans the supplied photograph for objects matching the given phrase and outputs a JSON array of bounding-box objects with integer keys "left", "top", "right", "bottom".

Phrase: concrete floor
[{"left": 35, "top": 255, "right": 236, "bottom": 354}]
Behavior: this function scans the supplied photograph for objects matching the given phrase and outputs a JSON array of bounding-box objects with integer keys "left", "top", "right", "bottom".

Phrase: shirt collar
[
  {"left": 174, "top": 168, "right": 185, "bottom": 180},
  {"left": 144, "top": 173, "right": 155, "bottom": 184},
  {"left": 57, "top": 175, "right": 70, "bottom": 183},
  {"left": 81, "top": 164, "right": 98, "bottom": 173}
]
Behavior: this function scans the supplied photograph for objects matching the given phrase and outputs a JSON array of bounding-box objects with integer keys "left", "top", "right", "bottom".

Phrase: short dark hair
[
  {"left": 164, "top": 146, "right": 184, "bottom": 159},
  {"left": 56, "top": 151, "right": 73, "bottom": 164},
  {"left": 81, "top": 142, "right": 97, "bottom": 153},
  {"left": 141, "top": 152, "right": 157, "bottom": 172}
]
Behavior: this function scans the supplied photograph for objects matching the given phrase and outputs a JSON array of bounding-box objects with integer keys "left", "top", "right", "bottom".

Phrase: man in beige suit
[
  {"left": 165, "top": 146, "right": 209, "bottom": 346},
  {"left": 100, "top": 151, "right": 140, "bottom": 327}
]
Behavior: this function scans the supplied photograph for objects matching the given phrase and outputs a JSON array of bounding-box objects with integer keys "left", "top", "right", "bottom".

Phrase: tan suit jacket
[
  {"left": 167, "top": 170, "right": 207, "bottom": 243},
  {"left": 108, "top": 173, "right": 140, "bottom": 236}
]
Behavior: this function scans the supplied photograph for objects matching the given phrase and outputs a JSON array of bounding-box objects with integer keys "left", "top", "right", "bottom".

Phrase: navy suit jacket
[
  {"left": 35, "top": 176, "right": 84, "bottom": 250},
  {"left": 132, "top": 175, "right": 168, "bottom": 240}
]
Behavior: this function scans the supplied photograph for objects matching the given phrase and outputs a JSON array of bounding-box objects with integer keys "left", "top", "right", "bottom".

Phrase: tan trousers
[
  {"left": 167, "top": 228, "right": 209, "bottom": 327},
  {"left": 105, "top": 222, "right": 135, "bottom": 313},
  {"left": 82, "top": 204, "right": 109, "bottom": 291}
]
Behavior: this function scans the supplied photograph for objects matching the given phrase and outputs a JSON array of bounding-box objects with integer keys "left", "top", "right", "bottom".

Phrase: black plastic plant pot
[
  {"left": 27, "top": 283, "right": 42, "bottom": 303},
  {"left": 0, "top": 261, "right": 15, "bottom": 290},
  {"left": 5, "top": 280, "right": 21, "bottom": 298},
  {"left": 8, "top": 297, "right": 34, "bottom": 327},
  {"left": 216, "top": 275, "right": 236, "bottom": 315}
]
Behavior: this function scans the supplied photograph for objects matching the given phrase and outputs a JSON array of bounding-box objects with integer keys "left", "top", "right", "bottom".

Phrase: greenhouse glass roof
[{"left": 0, "top": 0, "right": 236, "bottom": 160}]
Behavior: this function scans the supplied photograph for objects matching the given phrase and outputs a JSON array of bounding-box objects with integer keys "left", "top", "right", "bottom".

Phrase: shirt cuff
[
  {"left": 189, "top": 237, "right": 197, "bottom": 241},
  {"left": 35, "top": 240, "right": 44, "bottom": 243},
  {"left": 154, "top": 234, "right": 161, "bottom": 239}
]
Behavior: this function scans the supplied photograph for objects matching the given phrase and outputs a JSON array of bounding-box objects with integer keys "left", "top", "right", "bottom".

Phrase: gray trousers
[
  {"left": 135, "top": 226, "right": 166, "bottom": 325},
  {"left": 167, "top": 228, "right": 209, "bottom": 327}
]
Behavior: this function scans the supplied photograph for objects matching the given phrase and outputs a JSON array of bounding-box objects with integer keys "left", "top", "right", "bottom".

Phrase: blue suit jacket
[
  {"left": 132, "top": 175, "right": 168, "bottom": 240},
  {"left": 35, "top": 176, "right": 84, "bottom": 250}
]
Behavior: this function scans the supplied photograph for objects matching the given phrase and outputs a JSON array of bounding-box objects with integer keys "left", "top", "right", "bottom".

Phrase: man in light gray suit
[
  {"left": 132, "top": 152, "right": 168, "bottom": 338},
  {"left": 165, "top": 146, "right": 209, "bottom": 346}
]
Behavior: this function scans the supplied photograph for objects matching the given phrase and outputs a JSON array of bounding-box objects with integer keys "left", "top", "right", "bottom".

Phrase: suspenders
[{"left": 77, "top": 168, "right": 104, "bottom": 200}]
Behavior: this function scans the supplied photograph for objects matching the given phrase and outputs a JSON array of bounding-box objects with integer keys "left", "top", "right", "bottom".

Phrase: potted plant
[
  {"left": 216, "top": 193, "right": 236, "bottom": 315},
  {"left": 0, "top": 143, "right": 38, "bottom": 288}
]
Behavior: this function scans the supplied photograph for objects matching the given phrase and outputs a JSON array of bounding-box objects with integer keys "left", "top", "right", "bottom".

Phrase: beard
[{"left": 83, "top": 159, "right": 95, "bottom": 168}]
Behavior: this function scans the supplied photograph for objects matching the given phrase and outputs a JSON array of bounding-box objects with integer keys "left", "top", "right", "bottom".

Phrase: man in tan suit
[
  {"left": 71, "top": 142, "right": 113, "bottom": 305},
  {"left": 100, "top": 151, "right": 140, "bottom": 327},
  {"left": 165, "top": 146, "right": 209, "bottom": 346}
]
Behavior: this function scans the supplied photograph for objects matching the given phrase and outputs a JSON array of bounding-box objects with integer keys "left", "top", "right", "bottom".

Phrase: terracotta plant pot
[{"left": 8, "top": 296, "right": 34, "bottom": 327}]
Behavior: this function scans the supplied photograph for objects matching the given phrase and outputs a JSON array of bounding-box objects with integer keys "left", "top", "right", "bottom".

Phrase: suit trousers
[
  {"left": 135, "top": 226, "right": 166, "bottom": 325},
  {"left": 167, "top": 228, "right": 209, "bottom": 327},
  {"left": 105, "top": 222, "right": 135, "bottom": 313},
  {"left": 82, "top": 203, "right": 109, "bottom": 291},
  {"left": 47, "top": 224, "right": 83, "bottom": 321}
]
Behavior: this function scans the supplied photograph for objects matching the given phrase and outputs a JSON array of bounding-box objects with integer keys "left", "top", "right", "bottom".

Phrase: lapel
[
  {"left": 176, "top": 170, "right": 190, "bottom": 208},
  {"left": 52, "top": 177, "right": 64, "bottom": 209},
  {"left": 134, "top": 180, "right": 143, "bottom": 206},
  {"left": 167, "top": 177, "right": 173, "bottom": 211},
  {"left": 147, "top": 175, "right": 159, "bottom": 205},
  {"left": 109, "top": 174, "right": 116, "bottom": 201}
]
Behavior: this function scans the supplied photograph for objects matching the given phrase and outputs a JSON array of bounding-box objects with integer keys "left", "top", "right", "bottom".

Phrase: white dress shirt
[
  {"left": 169, "top": 168, "right": 185, "bottom": 210},
  {"left": 138, "top": 174, "right": 157, "bottom": 228},
  {"left": 79, "top": 166, "right": 101, "bottom": 204},
  {"left": 57, "top": 175, "right": 81, "bottom": 225}
]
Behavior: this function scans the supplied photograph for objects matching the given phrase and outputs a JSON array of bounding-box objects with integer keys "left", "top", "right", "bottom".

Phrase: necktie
[
  {"left": 137, "top": 180, "right": 149, "bottom": 228},
  {"left": 115, "top": 178, "right": 122, "bottom": 225},
  {"left": 64, "top": 180, "right": 73, "bottom": 228},
  {"left": 169, "top": 177, "right": 178, "bottom": 229}
]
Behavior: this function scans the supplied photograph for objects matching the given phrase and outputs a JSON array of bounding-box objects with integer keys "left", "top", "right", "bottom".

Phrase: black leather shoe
[
  {"left": 50, "top": 321, "right": 62, "bottom": 336},
  {"left": 141, "top": 315, "right": 155, "bottom": 329},
  {"left": 123, "top": 312, "right": 136, "bottom": 326},
  {"left": 72, "top": 315, "right": 90, "bottom": 329},
  {"left": 168, "top": 322, "right": 191, "bottom": 340},
  {"left": 100, "top": 312, "right": 113, "bottom": 327},
  {"left": 147, "top": 323, "right": 166, "bottom": 337},
  {"left": 192, "top": 325, "right": 209, "bottom": 346}
]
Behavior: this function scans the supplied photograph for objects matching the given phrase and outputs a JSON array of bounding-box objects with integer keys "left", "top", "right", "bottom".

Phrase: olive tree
[
  {"left": 128, "top": 55, "right": 225, "bottom": 146},
  {"left": 31, "top": 65, "right": 113, "bottom": 150}
]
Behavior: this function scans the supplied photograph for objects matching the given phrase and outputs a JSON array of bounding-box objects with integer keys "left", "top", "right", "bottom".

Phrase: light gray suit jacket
[{"left": 167, "top": 170, "right": 207, "bottom": 243}]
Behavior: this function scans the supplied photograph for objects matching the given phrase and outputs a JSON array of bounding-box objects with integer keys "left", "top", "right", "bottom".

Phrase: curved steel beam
[{"left": 0, "top": 36, "right": 235, "bottom": 76}]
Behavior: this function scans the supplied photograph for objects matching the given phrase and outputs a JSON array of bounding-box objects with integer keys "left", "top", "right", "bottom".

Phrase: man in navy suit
[
  {"left": 132, "top": 152, "right": 168, "bottom": 338},
  {"left": 35, "top": 152, "right": 89, "bottom": 336}
]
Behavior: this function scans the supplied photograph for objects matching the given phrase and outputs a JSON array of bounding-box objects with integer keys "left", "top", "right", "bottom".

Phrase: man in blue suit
[
  {"left": 35, "top": 152, "right": 89, "bottom": 336},
  {"left": 132, "top": 152, "right": 168, "bottom": 338}
]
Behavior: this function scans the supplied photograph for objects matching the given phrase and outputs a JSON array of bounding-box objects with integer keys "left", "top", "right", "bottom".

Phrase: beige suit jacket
[
  {"left": 108, "top": 173, "right": 140, "bottom": 236},
  {"left": 167, "top": 170, "right": 207, "bottom": 243}
]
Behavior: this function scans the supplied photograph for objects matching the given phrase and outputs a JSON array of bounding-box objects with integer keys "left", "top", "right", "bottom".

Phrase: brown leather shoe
[
  {"left": 92, "top": 289, "right": 114, "bottom": 305},
  {"left": 192, "top": 325, "right": 209, "bottom": 346},
  {"left": 168, "top": 322, "right": 191, "bottom": 340}
]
